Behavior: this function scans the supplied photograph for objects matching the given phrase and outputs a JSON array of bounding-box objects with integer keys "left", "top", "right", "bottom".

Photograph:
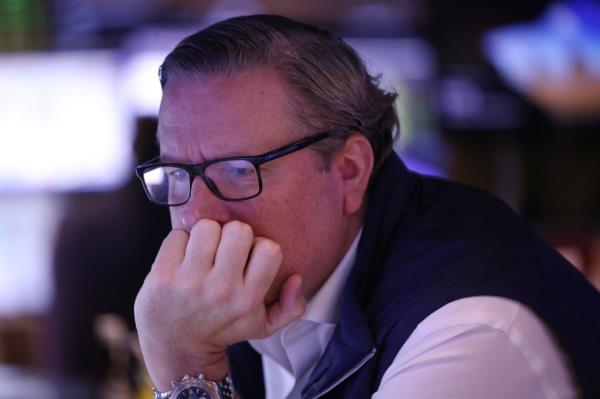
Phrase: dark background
[{"left": 1, "top": 1, "right": 599, "bottom": 397}]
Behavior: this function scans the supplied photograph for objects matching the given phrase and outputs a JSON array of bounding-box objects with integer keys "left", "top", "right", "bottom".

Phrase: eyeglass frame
[{"left": 136, "top": 131, "right": 331, "bottom": 206}]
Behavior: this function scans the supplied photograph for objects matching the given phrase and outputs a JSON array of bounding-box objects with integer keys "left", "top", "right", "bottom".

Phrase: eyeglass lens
[{"left": 142, "top": 159, "right": 260, "bottom": 205}]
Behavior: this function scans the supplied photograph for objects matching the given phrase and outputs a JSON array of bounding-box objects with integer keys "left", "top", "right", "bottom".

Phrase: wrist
[
  {"left": 152, "top": 358, "right": 230, "bottom": 392},
  {"left": 141, "top": 341, "right": 230, "bottom": 391},
  {"left": 153, "top": 373, "right": 235, "bottom": 399}
]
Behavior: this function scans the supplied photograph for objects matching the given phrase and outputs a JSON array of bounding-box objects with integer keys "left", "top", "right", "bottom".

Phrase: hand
[{"left": 134, "top": 219, "right": 306, "bottom": 390}]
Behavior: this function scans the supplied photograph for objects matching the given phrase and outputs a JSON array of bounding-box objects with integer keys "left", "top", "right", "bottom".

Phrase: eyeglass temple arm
[{"left": 255, "top": 132, "right": 330, "bottom": 165}]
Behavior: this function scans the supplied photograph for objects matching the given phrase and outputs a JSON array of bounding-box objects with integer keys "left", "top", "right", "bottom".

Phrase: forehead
[{"left": 157, "top": 69, "right": 304, "bottom": 161}]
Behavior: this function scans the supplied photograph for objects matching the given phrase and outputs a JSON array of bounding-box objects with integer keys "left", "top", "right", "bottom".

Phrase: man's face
[{"left": 157, "top": 68, "right": 359, "bottom": 302}]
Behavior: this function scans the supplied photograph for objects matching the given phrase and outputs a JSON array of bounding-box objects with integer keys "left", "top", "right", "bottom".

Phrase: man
[{"left": 134, "top": 15, "right": 600, "bottom": 399}]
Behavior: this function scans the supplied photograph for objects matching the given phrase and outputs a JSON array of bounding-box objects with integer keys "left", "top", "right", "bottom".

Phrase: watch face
[{"left": 175, "top": 386, "right": 212, "bottom": 399}]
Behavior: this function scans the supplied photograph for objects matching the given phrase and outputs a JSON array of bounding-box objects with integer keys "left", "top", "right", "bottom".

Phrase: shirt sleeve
[{"left": 371, "top": 296, "right": 578, "bottom": 399}]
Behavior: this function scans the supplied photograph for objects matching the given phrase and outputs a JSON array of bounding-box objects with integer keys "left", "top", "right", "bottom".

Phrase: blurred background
[{"left": 1, "top": 0, "right": 599, "bottom": 397}]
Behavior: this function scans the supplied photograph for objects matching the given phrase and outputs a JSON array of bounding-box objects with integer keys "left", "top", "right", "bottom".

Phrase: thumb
[{"left": 264, "top": 274, "right": 305, "bottom": 334}]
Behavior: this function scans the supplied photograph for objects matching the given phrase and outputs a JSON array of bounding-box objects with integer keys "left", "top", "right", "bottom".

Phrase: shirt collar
[{"left": 248, "top": 228, "right": 362, "bottom": 374}]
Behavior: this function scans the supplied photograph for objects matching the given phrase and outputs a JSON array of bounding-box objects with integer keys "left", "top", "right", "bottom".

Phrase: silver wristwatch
[{"left": 153, "top": 373, "right": 235, "bottom": 399}]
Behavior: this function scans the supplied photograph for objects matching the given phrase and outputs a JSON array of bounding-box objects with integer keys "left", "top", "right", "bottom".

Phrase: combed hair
[{"left": 159, "top": 14, "right": 399, "bottom": 175}]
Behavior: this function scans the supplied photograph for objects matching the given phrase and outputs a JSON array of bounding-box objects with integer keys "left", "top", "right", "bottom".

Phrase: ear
[{"left": 332, "top": 133, "right": 374, "bottom": 215}]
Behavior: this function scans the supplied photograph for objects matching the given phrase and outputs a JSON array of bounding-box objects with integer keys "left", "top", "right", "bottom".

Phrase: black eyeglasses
[{"left": 136, "top": 131, "right": 331, "bottom": 206}]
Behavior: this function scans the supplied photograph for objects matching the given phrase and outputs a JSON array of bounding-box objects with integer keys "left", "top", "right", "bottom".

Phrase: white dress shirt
[{"left": 249, "top": 232, "right": 578, "bottom": 398}]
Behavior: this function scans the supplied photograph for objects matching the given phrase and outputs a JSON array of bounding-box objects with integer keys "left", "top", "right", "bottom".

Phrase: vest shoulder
[{"left": 400, "top": 173, "right": 536, "bottom": 248}]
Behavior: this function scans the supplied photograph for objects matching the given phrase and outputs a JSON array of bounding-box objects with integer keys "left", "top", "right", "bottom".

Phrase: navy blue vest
[{"left": 227, "top": 153, "right": 600, "bottom": 398}]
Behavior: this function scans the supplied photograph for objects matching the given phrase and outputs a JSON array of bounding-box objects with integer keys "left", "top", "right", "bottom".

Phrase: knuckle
[
  {"left": 151, "top": 255, "right": 173, "bottom": 273},
  {"left": 143, "top": 270, "right": 168, "bottom": 291},
  {"left": 177, "top": 276, "right": 200, "bottom": 297},
  {"left": 235, "top": 295, "right": 258, "bottom": 314},
  {"left": 207, "top": 284, "right": 233, "bottom": 304},
  {"left": 157, "top": 229, "right": 187, "bottom": 255},
  {"left": 168, "top": 228, "right": 189, "bottom": 241},
  {"left": 192, "top": 219, "right": 221, "bottom": 235},
  {"left": 255, "top": 239, "right": 282, "bottom": 259},
  {"left": 237, "top": 301, "right": 255, "bottom": 316},
  {"left": 223, "top": 221, "right": 253, "bottom": 239},
  {"left": 134, "top": 274, "right": 171, "bottom": 315}
]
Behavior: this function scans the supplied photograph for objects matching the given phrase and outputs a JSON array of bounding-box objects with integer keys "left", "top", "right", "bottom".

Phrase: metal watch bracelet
[{"left": 152, "top": 373, "right": 235, "bottom": 399}]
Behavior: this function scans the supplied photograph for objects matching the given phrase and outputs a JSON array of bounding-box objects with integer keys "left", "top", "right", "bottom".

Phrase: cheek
[{"left": 257, "top": 171, "right": 343, "bottom": 255}]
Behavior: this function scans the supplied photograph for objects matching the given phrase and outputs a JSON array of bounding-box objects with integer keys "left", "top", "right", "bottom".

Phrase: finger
[
  {"left": 264, "top": 274, "right": 305, "bottom": 334},
  {"left": 152, "top": 229, "right": 189, "bottom": 274},
  {"left": 244, "top": 237, "right": 282, "bottom": 295},
  {"left": 213, "top": 221, "right": 255, "bottom": 280},
  {"left": 181, "top": 219, "right": 222, "bottom": 274}
]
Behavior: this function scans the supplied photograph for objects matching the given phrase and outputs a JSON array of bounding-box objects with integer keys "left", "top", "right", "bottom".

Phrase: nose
[{"left": 172, "top": 176, "right": 231, "bottom": 231}]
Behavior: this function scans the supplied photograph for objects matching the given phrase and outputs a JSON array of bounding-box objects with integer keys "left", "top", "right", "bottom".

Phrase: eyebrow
[
  {"left": 158, "top": 153, "right": 179, "bottom": 163},
  {"left": 158, "top": 147, "right": 251, "bottom": 165},
  {"left": 156, "top": 136, "right": 279, "bottom": 165}
]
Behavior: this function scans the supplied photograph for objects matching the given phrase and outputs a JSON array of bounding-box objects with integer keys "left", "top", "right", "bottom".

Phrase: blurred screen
[
  {"left": 0, "top": 51, "right": 131, "bottom": 191},
  {"left": 0, "top": 194, "right": 59, "bottom": 315}
]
